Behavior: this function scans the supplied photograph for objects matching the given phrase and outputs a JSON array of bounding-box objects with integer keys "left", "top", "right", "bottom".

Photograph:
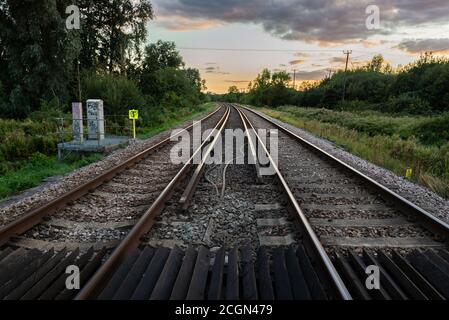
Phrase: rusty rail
[
  {"left": 235, "top": 106, "right": 352, "bottom": 300},
  {"left": 241, "top": 106, "right": 449, "bottom": 243},
  {"left": 0, "top": 107, "right": 223, "bottom": 247},
  {"left": 75, "top": 106, "right": 231, "bottom": 299}
]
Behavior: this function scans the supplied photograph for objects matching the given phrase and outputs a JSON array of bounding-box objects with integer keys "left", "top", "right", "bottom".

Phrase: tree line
[
  {"left": 0, "top": 0, "right": 206, "bottom": 123},
  {"left": 219, "top": 54, "right": 449, "bottom": 115}
]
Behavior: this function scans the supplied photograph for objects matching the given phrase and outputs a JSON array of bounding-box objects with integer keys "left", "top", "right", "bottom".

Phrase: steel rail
[
  {"left": 241, "top": 106, "right": 449, "bottom": 242},
  {"left": 0, "top": 106, "right": 224, "bottom": 247},
  {"left": 235, "top": 106, "right": 352, "bottom": 300},
  {"left": 179, "top": 111, "right": 229, "bottom": 209},
  {"left": 75, "top": 106, "right": 231, "bottom": 300}
]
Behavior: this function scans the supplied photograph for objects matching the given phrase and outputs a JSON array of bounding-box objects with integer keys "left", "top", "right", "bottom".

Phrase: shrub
[
  {"left": 0, "top": 118, "right": 60, "bottom": 171},
  {"left": 261, "top": 107, "right": 449, "bottom": 198},
  {"left": 413, "top": 113, "right": 449, "bottom": 146},
  {"left": 82, "top": 72, "right": 145, "bottom": 116},
  {"left": 381, "top": 93, "right": 431, "bottom": 115}
]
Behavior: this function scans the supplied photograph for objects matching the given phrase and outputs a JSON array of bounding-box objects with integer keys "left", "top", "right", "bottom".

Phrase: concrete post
[
  {"left": 72, "top": 102, "right": 83, "bottom": 143},
  {"left": 87, "top": 99, "right": 105, "bottom": 140}
]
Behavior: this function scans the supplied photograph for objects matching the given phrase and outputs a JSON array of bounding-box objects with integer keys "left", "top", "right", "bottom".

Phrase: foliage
[
  {"left": 276, "top": 106, "right": 449, "bottom": 147},
  {"left": 389, "top": 55, "right": 449, "bottom": 113},
  {"left": 140, "top": 40, "right": 184, "bottom": 74},
  {"left": 0, "top": 0, "right": 80, "bottom": 117},
  {"left": 76, "top": 0, "right": 154, "bottom": 72},
  {"left": 82, "top": 72, "right": 145, "bottom": 115},
  {"left": 0, "top": 117, "right": 61, "bottom": 174},
  {"left": 225, "top": 54, "right": 449, "bottom": 116},
  {"left": 243, "top": 69, "right": 296, "bottom": 107},
  {"left": 379, "top": 93, "right": 431, "bottom": 115},
  {"left": 0, "top": 2, "right": 210, "bottom": 197},
  {"left": 259, "top": 107, "right": 449, "bottom": 198},
  {"left": 0, "top": 152, "right": 102, "bottom": 199},
  {"left": 136, "top": 41, "right": 206, "bottom": 126},
  {"left": 0, "top": 81, "right": 5, "bottom": 114}
]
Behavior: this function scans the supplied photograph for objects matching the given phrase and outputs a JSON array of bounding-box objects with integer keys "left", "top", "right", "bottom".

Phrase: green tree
[
  {"left": 82, "top": 72, "right": 145, "bottom": 115},
  {"left": 142, "top": 40, "right": 184, "bottom": 73},
  {"left": 137, "top": 41, "right": 205, "bottom": 114},
  {"left": 226, "top": 85, "right": 240, "bottom": 103},
  {"left": 0, "top": 0, "right": 80, "bottom": 117},
  {"left": 365, "top": 54, "right": 392, "bottom": 73},
  {"left": 246, "top": 69, "right": 294, "bottom": 107},
  {"left": 76, "top": 0, "right": 154, "bottom": 72},
  {"left": 272, "top": 71, "right": 291, "bottom": 86}
]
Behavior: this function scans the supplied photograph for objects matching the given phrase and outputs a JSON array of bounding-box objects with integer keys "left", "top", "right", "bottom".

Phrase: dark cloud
[
  {"left": 396, "top": 38, "right": 449, "bottom": 53},
  {"left": 295, "top": 52, "right": 310, "bottom": 58},
  {"left": 224, "top": 80, "right": 250, "bottom": 83},
  {"left": 296, "top": 69, "right": 328, "bottom": 80},
  {"left": 154, "top": 0, "right": 449, "bottom": 43},
  {"left": 330, "top": 57, "right": 347, "bottom": 64},
  {"left": 203, "top": 65, "right": 230, "bottom": 74},
  {"left": 289, "top": 59, "right": 305, "bottom": 65}
]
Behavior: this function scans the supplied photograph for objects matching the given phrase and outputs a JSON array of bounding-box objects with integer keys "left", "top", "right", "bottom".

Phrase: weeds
[
  {"left": 259, "top": 107, "right": 449, "bottom": 198},
  {"left": 0, "top": 153, "right": 102, "bottom": 200}
]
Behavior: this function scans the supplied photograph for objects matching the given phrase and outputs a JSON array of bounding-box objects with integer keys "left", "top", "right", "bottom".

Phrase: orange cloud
[{"left": 156, "top": 16, "right": 221, "bottom": 31}]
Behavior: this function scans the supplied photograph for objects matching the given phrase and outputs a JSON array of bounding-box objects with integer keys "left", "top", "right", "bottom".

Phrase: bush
[
  {"left": 381, "top": 93, "right": 431, "bottom": 115},
  {"left": 261, "top": 107, "right": 449, "bottom": 198},
  {"left": 28, "top": 98, "right": 66, "bottom": 122},
  {"left": 82, "top": 72, "right": 145, "bottom": 116},
  {"left": 276, "top": 106, "right": 449, "bottom": 147},
  {"left": 390, "top": 58, "right": 449, "bottom": 112},
  {"left": 278, "top": 55, "right": 449, "bottom": 115},
  {"left": 0, "top": 118, "right": 60, "bottom": 173},
  {"left": 413, "top": 113, "right": 449, "bottom": 146},
  {"left": 0, "top": 81, "right": 6, "bottom": 116}
]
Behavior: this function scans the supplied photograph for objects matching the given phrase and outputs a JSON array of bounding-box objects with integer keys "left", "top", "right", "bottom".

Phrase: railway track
[
  {"left": 240, "top": 105, "right": 449, "bottom": 300},
  {"left": 0, "top": 103, "right": 449, "bottom": 300},
  {"left": 75, "top": 105, "right": 350, "bottom": 300},
  {"left": 0, "top": 105, "right": 229, "bottom": 299},
  {"left": 0, "top": 106, "right": 226, "bottom": 249}
]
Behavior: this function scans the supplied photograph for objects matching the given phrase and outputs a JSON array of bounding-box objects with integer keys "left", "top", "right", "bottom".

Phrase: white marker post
[
  {"left": 72, "top": 102, "right": 83, "bottom": 143},
  {"left": 87, "top": 99, "right": 105, "bottom": 141}
]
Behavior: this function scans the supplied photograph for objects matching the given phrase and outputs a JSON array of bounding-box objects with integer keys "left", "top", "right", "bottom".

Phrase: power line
[
  {"left": 177, "top": 46, "right": 414, "bottom": 57},
  {"left": 179, "top": 47, "right": 346, "bottom": 53}
]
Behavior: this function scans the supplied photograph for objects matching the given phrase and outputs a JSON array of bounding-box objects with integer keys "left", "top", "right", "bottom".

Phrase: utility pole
[
  {"left": 343, "top": 50, "right": 352, "bottom": 72},
  {"left": 77, "top": 59, "right": 81, "bottom": 102},
  {"left": 292, "top": 69, "right": 297, "bottom": 89},
  {"left": 342, "top": 50, "right": 352, "bottom": 103}
]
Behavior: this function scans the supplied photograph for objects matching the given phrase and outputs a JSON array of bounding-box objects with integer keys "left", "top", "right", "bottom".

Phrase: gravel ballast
[
  {"left": 246, "top": 107, "right": 449, "bottom": 224},
  {"left": 0, "top": 107, "right": 220, "bottom": 228}
]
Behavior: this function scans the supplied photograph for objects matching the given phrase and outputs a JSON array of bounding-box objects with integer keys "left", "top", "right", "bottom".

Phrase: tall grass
[
  {"left": 0, "top": 153, "right": 102, "bottom": 200},
  {"left": 138, "top": 102, "right": 215, "bottom": 139},
  {"left": 0, "top": 118, "right": 63, "bottom": 174},
  {"left": 0, "top": 102, "right": 216, "bottom": 199},
  {"left": 259, "top": 107, "right": 449, "bottom": 198}
]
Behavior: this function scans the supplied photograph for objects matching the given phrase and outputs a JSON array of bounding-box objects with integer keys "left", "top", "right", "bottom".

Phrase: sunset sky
[{"left": 148, "top": 1, "right": 449, "bottom": 93}]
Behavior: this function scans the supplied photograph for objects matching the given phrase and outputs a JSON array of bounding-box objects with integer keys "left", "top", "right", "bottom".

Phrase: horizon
[{"left": 147, "top": 0, "right": 449, "bottom": 93}]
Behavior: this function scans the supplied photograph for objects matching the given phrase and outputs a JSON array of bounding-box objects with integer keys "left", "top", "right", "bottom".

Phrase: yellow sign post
[
  {"left": 129, "top": 110, "right": 139, "bottom": 139},
  {"left": 406, "top": 168, "right": 413, "bottom": 179}
]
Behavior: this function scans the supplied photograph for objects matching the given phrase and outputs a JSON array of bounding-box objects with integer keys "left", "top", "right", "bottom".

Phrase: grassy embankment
[
  {"left": 0, "top": 102, "right": 216, "bottom": 200},
  {"left": 138, "top": 102, "right": 215, "bottom": 139},
  {"left": 257, "top": 106, "right": 449, "bottom": 198}
]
